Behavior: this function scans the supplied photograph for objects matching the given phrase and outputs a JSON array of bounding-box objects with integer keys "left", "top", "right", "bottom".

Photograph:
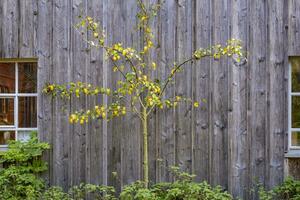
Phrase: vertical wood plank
[
  {"left": 210, "top": 0, "right": 230, "bottom": 187},
  {"left": 175, "top": 0, "right": 193, "bottom": 174},
  {"left": 0, "top": 1, "right": 2, "bottom": 57},
  {"left": 106, "top": 0, "right": 123, "bottom": 190},
  {"left": 87, "top": 0, "right": 104, "bottom": 185},
  {"left": 156, "top": 0, "right": 176, "bottom": 182},
  {"left": 121, "top": 0, "right": 142, "bottom": 186},
  {"left": 101, "top": 0, "right": 109, "bottom": 186},
  {"left": 193, "top": 0, "right": 211, "bottom": 182},
  {"left": 52, "top": 0, "right": 71, "bottom": 189},
  {"left": 288, "top": 0, "right": 300, "bottom": 55},
  {"left": 19, "top": 0, "right": 37, "bottom": 57},
  {"left": 267, "top": 0, "right": 285, "bottom": 188},
  {"left": 37, "top": 0, "right": 53, "bottom": 186},
  {"left": 0, "top": 0, "right": 19, "bottom": 58},
  {"left": 248, "top": 0, "right": 267, "bottom": 198},
  {"left": 71, "top": 0, "right": 88, "bottom": 186},
  {"left": 228, "top": 0, "right": 249, "bottom": 198}
]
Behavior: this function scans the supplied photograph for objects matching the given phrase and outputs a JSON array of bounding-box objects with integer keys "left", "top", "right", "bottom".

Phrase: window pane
[
  {"left": 292, "top": 132, "right": 300, "bottom": 146},
  {"left": 0, "top": 131, "right": 15, "bottom": 145},
  {"left": 18, "top": 63, "right": 37, "bottom": 93},
  {"left": 18, "top": 131, "right": 32, "bottom": 142},
  {"left": 0, "top": 63, "right": 15, "bottom": 93},
  {"left": 0, "top": 98, "right": 14, "bottom": 126},
  {"left": 291, "top": 57, "right": 300, "bottom": 92},
  {"left": 18, "top": 97, "right": 37, "bottom": 127},
  {"left": 292, "top": 96, "right": 300, "bottom": 128}
]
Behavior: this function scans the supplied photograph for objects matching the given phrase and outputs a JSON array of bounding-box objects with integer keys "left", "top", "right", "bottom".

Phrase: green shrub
[
  {"left": 42, "top": 187, "right": 70, "bottom": 200},
  {"left": 120, "top": 181, "right": 232, "bottom": 200},
  {"left": 259, "top": 177, "right": 300, "bottom": 200},
  {"left": 41, "top": 184, "right": 117, "bottom": 200},
  {"left": 120, "top": 166, "right": 233, "bottom": 200},
  {"left": 69, "top": 183, "right": 117, "bottom": 200},
  {"left": 0, "top": 132, "right": 50, "bottom": 200}
]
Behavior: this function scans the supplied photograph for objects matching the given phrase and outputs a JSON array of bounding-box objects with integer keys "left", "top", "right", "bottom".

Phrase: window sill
[
  {"left": 0, "top": 146, "right": 8, "bottom": 153},
  {"left": 285, "top": 150, "right": 300, "bottom": 158}
]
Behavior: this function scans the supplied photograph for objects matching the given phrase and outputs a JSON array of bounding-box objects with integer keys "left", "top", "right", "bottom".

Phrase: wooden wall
[{"left": 0, "top": 0, "right": 300, "bottom": 199}]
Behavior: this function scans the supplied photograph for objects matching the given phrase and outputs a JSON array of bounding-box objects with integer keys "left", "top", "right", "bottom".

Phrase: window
[
  {"left": 289, "top": 57, "right": 300, "bottom": 149},
  {"left": 0, "top": 60, "right": 37, "bottom": 150}
]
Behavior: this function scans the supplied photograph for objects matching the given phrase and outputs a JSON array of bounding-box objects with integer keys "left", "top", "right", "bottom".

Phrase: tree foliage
[{"left": 43, "top": 0, "right": 245, "bottom": 186}]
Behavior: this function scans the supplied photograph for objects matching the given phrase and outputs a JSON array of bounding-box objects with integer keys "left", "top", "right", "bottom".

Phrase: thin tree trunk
[{"left": 142, "top": 107, "right": 149, "bottom": 187}]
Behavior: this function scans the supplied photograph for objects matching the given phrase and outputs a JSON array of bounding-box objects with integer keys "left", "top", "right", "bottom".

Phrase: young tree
[{"left": 43, "top": 0, "right": 245, "bottom": 187}]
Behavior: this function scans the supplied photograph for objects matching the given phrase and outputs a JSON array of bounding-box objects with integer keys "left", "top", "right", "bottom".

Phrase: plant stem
[{"left": 142, "top": 107, "right": 149, "bottom": 187}]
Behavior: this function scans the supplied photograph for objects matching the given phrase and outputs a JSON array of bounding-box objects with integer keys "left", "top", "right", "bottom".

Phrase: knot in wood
[{"left": 214, "top": 120, "right": 225, "bottom": 129}]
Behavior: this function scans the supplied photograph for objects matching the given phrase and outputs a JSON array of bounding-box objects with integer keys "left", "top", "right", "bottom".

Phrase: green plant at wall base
[
  {"left": 0, "top": 132, "right": 50, "bottom": 200},
  {"left": 69, "top": 183, "right": 117, "bottom": 200},
  {"left": 259, "top": 177, "right": 300, "bottom": 200},
  {"left": 120, "top": 167, "right": 233, "bottom": 200},
  {"left": 43, "top": 0, "right": 245, "bottom": 187}
]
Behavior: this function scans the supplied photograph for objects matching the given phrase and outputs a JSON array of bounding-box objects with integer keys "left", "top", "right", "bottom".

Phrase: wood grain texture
[
  {"left": 248, "top": 0, "right": 268, "bottom": 198},
  {"left": 121, "top": 0, "right": 141, "bottom": 186},
  {"left": 36, "top": 0, "right": 53, "bottom": 186},
  {"left": 52, "top": 0, "right": 71, "bottom": 189},
  {"left": 87, "top": 0, "right": 104, "bottom": 186},
  {"left": 0, "top": 0, "right": 296, "bottom": 199},
  {"left": 210, "top": 0, "right": 229, "bottom": 188},
  {"left": 193, "top": 0, "right": 211, "bottom": 183},
  {"left": 156, "top": 0, "right": 176, "bottom": 182},
  {"left": 228, "top": 0, "right": 249, "bottom": 198},
  {"left": 288, "top": 0, "right": 300, "bottom": 55},
  {"left": 175, "top": 0, "right": 193, "bottom": 175}
]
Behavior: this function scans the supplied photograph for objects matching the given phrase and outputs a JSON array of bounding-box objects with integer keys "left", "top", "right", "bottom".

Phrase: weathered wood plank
[
  {"left": 248, "top": 0, "right": 268, "bottom": 198},
  {"left": 288, "top": 0, "right": 300, "bottom": 55},
  {"left": 121, "top": 0, "right": 142, "bottom": 186},
  {"left": 106, "top": 0, "right": 123, "bottom": 190},
  {"left": 19, "top": 0, "right": 37, "bottom": 57},
  {"left": 101, "top": 0, "right": 109, "bottom": 186},
  {"left": 175, "top": 0, "right": 193, "bottom": 174},
  {"left": 210, "top": 0, "right": 230, "bottom": 187},
  {"left": 0, "top": 1, "right": 2, "bottom": 57},
  {"left": 87, "top": 0, "right": 104, "bottom": 185},
  {"left": 71, "top": 0, "right": 88, "bottom": 186},
  {"left": 193, "top": 0, "right": 211, "bottom": 182},
  {"left": 228, "top": 0, "right": 249, "bottom": 198},
  {"left": 156, "top": 0, "right": 177, "bottom": 182},
  {"left": 52, "top": 0, "right": 71, "bottom": 189},
  {"left": 0, "top": 0, "right": 19, "bottom": 58},
  {"left": 37, "top": 0, "right": 53, "bottom": 186},
  {"left": 148, "top": 0, "right": 160, "bottom": 184},
  {"left": 267, "top": 0, "right": 286, "bottom": 188}
]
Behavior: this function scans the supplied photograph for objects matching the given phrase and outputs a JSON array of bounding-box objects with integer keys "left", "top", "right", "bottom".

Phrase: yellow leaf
[
  {"left": 152, "top": 62, "right": 156, "bottom": 70},
  {"left": 194, "top": 102, "right": 199, "bottom": 108}
]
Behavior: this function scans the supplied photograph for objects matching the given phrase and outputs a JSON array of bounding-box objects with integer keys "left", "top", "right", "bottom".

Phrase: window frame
[{"left": 0, "top": 58, "right": 38, "bottom": 149}]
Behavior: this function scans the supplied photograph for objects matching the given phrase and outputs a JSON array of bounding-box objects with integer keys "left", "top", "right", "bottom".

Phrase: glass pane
[
  {"left": 0, "top": 131, "right": 15, "bottom": 145},
  {"left": 292, "top": 96, "right": 300, "bottom": 128},
  {"left": 18, "top": 131, "right": 32, "bottom": 142},
  {"left": 18, "top": 97, "right": 37, "bottom": 128},
  {"left": 0, "top": 63, "right": 15, "bottom": 93},
  {"left": 0, "top": 98, "right": 14, "bottom": 126},
  {"left": 291, "top": 57, "right": 300, "bottom": 92},
  {"left": 18, "top": 63, "right": 37, "bottom": 93},
  {"left": 292, "top": 132, "right": 300, "bottom": 146}
]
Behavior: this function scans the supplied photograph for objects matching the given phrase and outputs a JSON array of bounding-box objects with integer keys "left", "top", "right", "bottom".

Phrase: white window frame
[
  {"left": 0, "top": 59, "right": 38, "bottom": 150},
  {"left": 288, "top": 57, "right": 300, "bottom": 150}
]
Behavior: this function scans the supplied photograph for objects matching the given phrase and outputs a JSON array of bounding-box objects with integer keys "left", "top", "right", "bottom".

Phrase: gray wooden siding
[{"left": 0, "top": 0, "right": 299, "bottom": 199}]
